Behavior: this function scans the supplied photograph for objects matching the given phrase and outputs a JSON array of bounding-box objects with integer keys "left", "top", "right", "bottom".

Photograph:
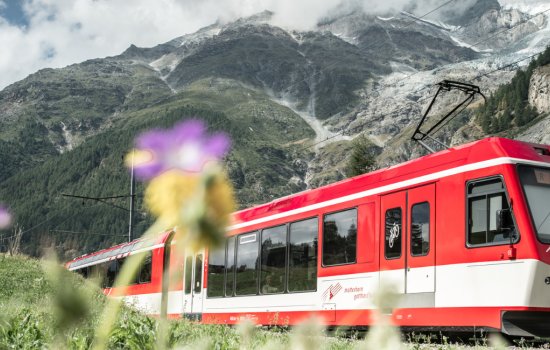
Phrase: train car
[
  {"left": 66, "top": 230, "right": 179, "bottom": 314},
  {"left": 66, "top": 137, "right": 550, "bottom": 337}
]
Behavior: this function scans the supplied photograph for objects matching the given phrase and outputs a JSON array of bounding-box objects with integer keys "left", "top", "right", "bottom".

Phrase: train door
[
  {"left": 191, "top": 253, "right": 204, "bottom": 314},
  {"left": 379, "top": 184, "right": 436, "bottom": 294},
  {"left": 406, "top": 184, "right": 435, "bottom": 293},
  {"left": 380, "top": 190, "right": 407, "bottom": 293},
  {"left": 182, "top": 253, "right": 204, "bottom": 317}
]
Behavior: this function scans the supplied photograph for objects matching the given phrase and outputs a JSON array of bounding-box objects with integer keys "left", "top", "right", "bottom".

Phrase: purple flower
[
  {"left": 130, "top": 119, "right": 230, "bottom": 179},
  {"left": 0, "top": 205, "right": 12, "bottom": 229}
]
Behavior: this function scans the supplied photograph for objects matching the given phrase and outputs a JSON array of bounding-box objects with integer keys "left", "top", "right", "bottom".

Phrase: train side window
[
  {"left": 225, "top": 237, "right": 236, "bottom": 297},
  {"left": 467, "top": 177, "right": 516, "bottom": 246},
  {"left": 75, "top": 267, "right": 89, "bottom": 279},
  {"left": 288, "top": 217, "right": 318, "bottom": 292},
  {"left": 411, "top": 203, "right": 430, "bottom": 256},
  {"left": 385, "top": 208, "right": 402, "bottom": 259},
  {"left": 184, "top": 256, "right": 192, "bottom": 294},
  {"left": 260, "top": 225, "right": 287, "bottom": 294},
  {"left": 194, "top": 254, "right": 203, "bottom": 293},
  {"left": 139, "top": 253, "right": 152, "bottom": 284},
  {"left": 85, "top": 266, "right": 92, "bottom": 279},
  {"left": 235, "top": 232, "right": 259, "bottom": 296},
  {"left": 207, "top": 246, "right": 226, "bottom": 298},
  {"left": 322, "top": 208, "right": 357, "bottom": 266},
  {"left": 106, "top": 259, "right": 119, "bottom": 288},
  {"left": 98, "top": 263, "right": 109, "bottom": 288}
]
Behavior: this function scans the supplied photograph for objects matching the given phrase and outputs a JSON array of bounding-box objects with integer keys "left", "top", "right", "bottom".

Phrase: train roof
[
  {"left": 66, "top": 230, "right": 173, "bottom": 270},
  {"left": 232, "top": 137, "right": 550, "bottom": 227}
]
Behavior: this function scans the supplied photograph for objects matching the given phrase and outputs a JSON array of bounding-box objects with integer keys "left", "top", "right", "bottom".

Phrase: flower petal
[{"left": 0, "top": 205, "right": 12, "bottom": 229}]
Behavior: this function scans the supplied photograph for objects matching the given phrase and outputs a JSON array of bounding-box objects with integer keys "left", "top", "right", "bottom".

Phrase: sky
[{"left": 0, "top": 0, "right": 541, "bottom": 90}]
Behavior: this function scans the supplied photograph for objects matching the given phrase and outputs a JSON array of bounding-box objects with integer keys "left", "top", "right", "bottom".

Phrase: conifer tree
[{"left": 345, "top": 135, "right": 377, "bottom": 177}]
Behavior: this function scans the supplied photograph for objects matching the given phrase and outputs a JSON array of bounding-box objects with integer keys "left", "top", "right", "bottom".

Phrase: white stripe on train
[
  {"left": 229, "top": 157, "right": 550, "bottom": 231},
  {"left": 121, "top": 258, "right": 550, "bottom": 315}
]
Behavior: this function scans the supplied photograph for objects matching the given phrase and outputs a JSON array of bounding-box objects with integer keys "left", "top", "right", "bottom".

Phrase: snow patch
[
  {"left": 150, "top": 53, "right": 180, "bottom": 73},
  {"left": 149, "top": 54, "right": 179, "bottom": 93},
  {"left": 288, "top": 31, "right": 304, "bottom": 44},
  {"left": 389, "top": 61, "right": 418, "bottom": 74},
  {"left": 400, "top": 11, "right": 460, "bottom": 32},
  {"left": 450, "top": 36, "right": 478, "bottom": 51},
  {"left": 377, "top": 16, "right": 395, "bottom": 21},
  {"left": 271, "top": 96, "right": 351, "bottom": 151},
  {"left": 498, "top": 0, "right": 550, "bottom": 16},
  {"left": 332, "top": 32, "right": 358, "bottom": 45},
  {"left": 59, "top": 122, "right": 74, "bottom": 153}
]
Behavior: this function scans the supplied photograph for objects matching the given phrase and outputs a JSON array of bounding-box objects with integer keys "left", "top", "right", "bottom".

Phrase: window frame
[
  {"left": 234, "top": 231, "right": 260, "bottom": 297},
  {"left": 384, "top": 207, "right": 403, "bottom": 260},
  {"left": 465, "top": 175, "right": 519, "bottom": 248},
  {"left": 207, "top": 216, "right": 319, "bottom": 298},
  {"left": 259, "top": 224, "right": 288, "bottom": 295},
  {"left": 225, "top": 236, "right": 236, "bottom": 297},
  {"left": 287, "top": 216, "right": 318, "bottom": 294},
  {"left": 322, "top": 207, "right": 358, "bottom": 267},
  {"left": 206, "top": 245, "right": 227, "bottom": 299},
  {"left": 184, "top": 256, "right": 193, "bottom": 295},
  {"left": 410, "top": 202, "right": 430, "bottom": 257},
  {"left": 194, "top": 254, "right": 203, "bottom": 294},
  {"left": 516, "top": 164, "right": 550, "bottom": 245},
  {"left": 138, "top": 252, "right": 153, "bottom": 284}
]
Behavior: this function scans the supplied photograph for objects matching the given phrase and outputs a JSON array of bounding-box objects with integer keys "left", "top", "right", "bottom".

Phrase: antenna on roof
[{"left": 411, "top": 80, "right": 486, "bottom": 153}]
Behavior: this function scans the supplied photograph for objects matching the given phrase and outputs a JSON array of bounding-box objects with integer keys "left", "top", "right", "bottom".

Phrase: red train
[{"left": 67, "top": 137, "right": 550, "bottom": 337}]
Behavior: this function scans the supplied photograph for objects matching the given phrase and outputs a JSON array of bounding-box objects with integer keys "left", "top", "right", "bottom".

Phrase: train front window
[
  {"left": 518, "top": 165, "right": 550, "bottom": 243},
  {"left": 467, "top": 177, "right": 516, "bottom": 246}
]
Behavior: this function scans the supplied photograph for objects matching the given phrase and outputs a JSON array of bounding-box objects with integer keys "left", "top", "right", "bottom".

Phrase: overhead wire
[{"left": 50, "top": 230, "right": 127, "bottom": 237}]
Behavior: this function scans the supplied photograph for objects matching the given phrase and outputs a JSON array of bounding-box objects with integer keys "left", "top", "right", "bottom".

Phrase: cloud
[{"left": 0, "top": 0, "right": 483, "bottom": 89}]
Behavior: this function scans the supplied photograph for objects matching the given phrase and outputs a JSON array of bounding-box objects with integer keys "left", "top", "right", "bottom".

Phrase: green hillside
[
  {"left": 0, "top": 78, "right": 314, "bottom": 259},
  {"left": 0, "top": 59, "right": 173, "bottom": 183}
]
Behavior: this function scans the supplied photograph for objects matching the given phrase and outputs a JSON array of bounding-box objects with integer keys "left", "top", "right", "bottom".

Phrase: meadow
[{"left": 1, "top": 253, "right": 543, "bottom": 350}]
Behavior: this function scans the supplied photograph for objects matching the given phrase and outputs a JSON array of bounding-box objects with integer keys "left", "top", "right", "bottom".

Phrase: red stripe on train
[{"left": 200, "top": 306, "right": 550, "bottom": 328}]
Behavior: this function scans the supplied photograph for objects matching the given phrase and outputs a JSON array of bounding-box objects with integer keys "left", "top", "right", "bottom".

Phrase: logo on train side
[
  {"left": 388, "top": 222, "right": 400, "bottom": 248},
  {"left": 322, "top": 283, "right": 343, "bottom": 301}
]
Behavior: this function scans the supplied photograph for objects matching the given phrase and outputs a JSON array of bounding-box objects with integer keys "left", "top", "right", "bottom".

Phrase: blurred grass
[{"left": 0, "top": 254, "right": 533, "bottom": 349}]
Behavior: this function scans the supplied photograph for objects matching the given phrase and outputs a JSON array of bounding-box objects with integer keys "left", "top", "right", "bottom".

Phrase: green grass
[{"left": 0, "top": 254, "right": 533, "bottom": 350}]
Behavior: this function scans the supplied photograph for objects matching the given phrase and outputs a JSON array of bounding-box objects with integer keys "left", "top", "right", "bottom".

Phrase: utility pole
[{"left": 128, "top": 154, "right": 135, "bottom": 242}]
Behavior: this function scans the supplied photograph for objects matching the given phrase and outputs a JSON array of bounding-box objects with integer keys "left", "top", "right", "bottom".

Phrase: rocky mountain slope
[{"left": 0, "top": 0, "right": 549, "bottom": 257}]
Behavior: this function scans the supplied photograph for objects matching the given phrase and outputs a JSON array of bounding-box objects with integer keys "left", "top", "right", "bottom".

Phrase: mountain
[{"left": 0, "top": 1, "right": 549, "bottom": 258}]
